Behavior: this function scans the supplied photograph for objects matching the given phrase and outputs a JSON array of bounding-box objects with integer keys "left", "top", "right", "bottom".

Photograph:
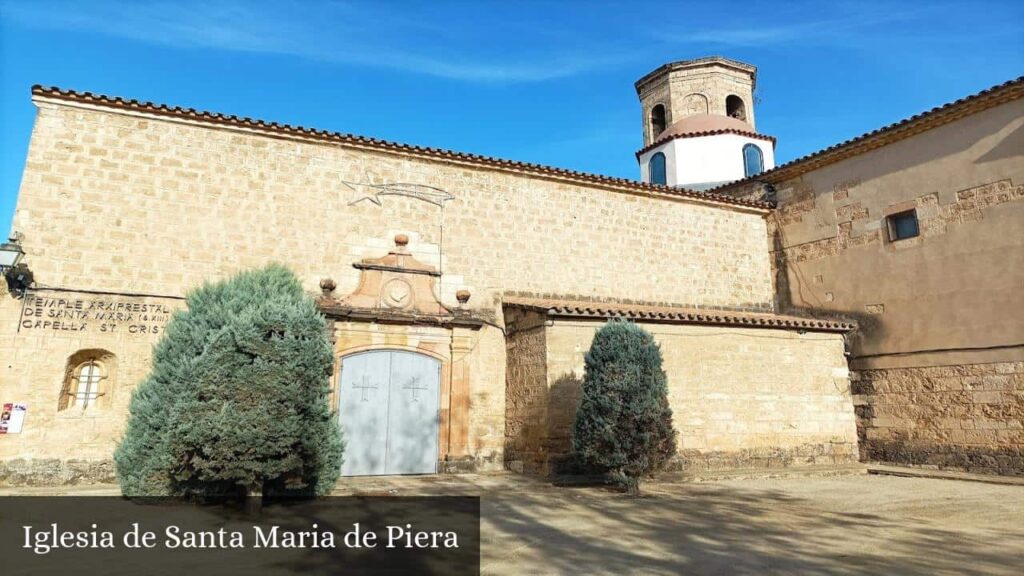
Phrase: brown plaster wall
[{"left": 722, "top": 96, "right": 1024, "bottom": 474}]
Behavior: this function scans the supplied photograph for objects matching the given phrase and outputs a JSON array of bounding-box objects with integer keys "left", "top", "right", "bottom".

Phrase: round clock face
[{"left": 382, "top": 279, "right": 413, "bottom": 309}]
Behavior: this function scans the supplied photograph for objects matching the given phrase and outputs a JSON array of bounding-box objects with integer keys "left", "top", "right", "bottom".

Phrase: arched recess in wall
[
  {"left": 649, "top": 152, "right": 667, "bottom": 185},
  {"left": 743, "top": 144, "right": 764, "bottom": 178},
  {"left": 650, "top": 104, "right": 667, "bottom": 139},
  {"left": 58, "top": 349, "right": 117, "bottom": 411},
  {"left": 727, "top": 95, "right": 747, "bottom": 121},
  {"left": 683, "top": 93, "right": 709, "bottom": 115}
]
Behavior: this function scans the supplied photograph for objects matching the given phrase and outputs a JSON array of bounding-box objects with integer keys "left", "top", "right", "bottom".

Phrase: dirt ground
[{"left": 3, "top": 472, "right": 1022, "bottom": 575}]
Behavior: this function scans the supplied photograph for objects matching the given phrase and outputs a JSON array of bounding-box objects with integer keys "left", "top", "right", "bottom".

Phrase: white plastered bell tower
[{"left": 634, "top": 56, "right": 775, "bottom": 191}]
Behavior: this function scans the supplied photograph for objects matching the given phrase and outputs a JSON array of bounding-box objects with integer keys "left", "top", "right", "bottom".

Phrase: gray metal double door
[{"left": 338, "top": 350, "right": 441, "bottom": 476}]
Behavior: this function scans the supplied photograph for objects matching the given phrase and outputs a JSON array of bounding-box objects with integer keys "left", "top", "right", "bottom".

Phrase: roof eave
[
  {"left": 635, "top": 56, "right": 758, "bottom": 94},
  {"left": 503, "top": 297, "right": 856, "bottom": 333},
  {"left": 636, "top": 129, "right": 777, "bottom": 158}
]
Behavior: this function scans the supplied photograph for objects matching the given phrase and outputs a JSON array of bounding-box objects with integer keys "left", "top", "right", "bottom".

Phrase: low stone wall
[
  {"left": 0, "top": 458, "right": 116, "bottom": 487},
  {"left": 853, "top": 361, "right": 1024, "bottom": 476},
  {"left": 676, "top": 442, "right": 859, "bottom": 473},
  {"left": 505, "top": 317, "right": 859, "bottom": 476}
]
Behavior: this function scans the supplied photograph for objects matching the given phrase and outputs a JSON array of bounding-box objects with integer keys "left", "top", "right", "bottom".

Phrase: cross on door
[
  {"left": 352, "top": 374, "right": 379, "bottom": 402},
  {"left": 402, "top": 376, "right": 429, "bottom": 402}
]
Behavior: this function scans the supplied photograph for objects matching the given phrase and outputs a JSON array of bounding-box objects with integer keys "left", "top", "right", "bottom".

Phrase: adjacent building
[{"left": 715, "top": 77, "right": 1024, "bottom": 475}]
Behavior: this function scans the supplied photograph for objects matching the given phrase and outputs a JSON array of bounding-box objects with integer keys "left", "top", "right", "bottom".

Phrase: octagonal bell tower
[{"left": 635, "top": 56, "right": 775, "bottom": 190}]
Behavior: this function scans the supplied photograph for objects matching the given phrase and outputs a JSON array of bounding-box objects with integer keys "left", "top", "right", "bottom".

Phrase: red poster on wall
[
  {"left": 0, "top": 403, "right": 11, "bottom": 434},
  {"left": 0, "top": 403, "right": 26, "bottom": 434}
]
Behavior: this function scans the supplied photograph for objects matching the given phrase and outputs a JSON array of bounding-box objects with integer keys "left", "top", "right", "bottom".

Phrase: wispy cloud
[
  {"left": 0, "top": 0, "right": 636, "bottom": 83},
  {"left": 651, "top": 4, "right": 952, "bottom": 48}
]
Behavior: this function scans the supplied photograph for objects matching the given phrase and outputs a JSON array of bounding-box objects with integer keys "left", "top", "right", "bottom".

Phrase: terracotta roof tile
[
  {"left": 636, "top": 114, "right": 776, "bottom": 157},
  {"left": 503, "top": 296, "right": 855, "bottom": 332},
  {"left": 30, "top": 85, "right": 773, "bottom": 212}
]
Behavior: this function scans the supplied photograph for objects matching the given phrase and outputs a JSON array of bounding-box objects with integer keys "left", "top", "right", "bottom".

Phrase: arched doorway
[{"left": 338, "top": 350, "right": 441, "bottom": 476}]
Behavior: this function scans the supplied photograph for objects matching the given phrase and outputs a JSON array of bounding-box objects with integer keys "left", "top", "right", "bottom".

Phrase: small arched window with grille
[
  {"left": 72, "top": 361, "right": 103, "bottom": 408},
  {"left": 649, "top": 152, "right": 667, "bottom": 185},
  {"left": 743, "top": 144, "right": 764, "bottom": 178},
  {"left": 59, "top": 350, "right": 115, "bottom": 411}
]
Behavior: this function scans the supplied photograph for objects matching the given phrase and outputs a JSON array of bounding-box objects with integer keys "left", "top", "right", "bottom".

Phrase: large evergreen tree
[
  {"left": 571, "top": 320, "right": 677, "bottom": 494},
  {"left": 115, "top": 264, "right": 343, "bottom": 499}
]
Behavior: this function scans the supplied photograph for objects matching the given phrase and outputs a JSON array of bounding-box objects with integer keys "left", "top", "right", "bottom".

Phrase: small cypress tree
[
  {"left": 115, "top": 264, "right": 344, "bottom": 501},
  {"left": 571, "top": 320, "right": 676, "bottom": 494}
]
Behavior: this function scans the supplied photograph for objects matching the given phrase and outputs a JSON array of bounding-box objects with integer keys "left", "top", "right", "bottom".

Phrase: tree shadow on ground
[{"left": 476, "top": 478, "right": 1023, "bottom": 576}]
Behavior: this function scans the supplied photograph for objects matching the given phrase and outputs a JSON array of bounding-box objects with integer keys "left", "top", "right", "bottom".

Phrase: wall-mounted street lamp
[
  {"left": 0, "top": 234, "right": 33, "bottom": 298},
  {"left": 0, "top": 236, "right": 24, "bottom": 269}
]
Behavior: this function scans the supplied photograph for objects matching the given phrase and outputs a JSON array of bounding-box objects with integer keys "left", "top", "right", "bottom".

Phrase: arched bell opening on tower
[
  {"left": 726, "top": 95, "right": 747, "bottom": 122},
  {"left": 650, "top": 104, "right": 667, "bottom": 139}
]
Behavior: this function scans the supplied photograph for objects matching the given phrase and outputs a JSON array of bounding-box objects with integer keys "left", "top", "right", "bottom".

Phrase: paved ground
[{"left": 3, "top": 472, "right": 1022, "bottom": 575}]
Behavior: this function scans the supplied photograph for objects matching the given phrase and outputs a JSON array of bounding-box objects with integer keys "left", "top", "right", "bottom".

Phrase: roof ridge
[
  {"left": 708, "top": 75, "right": 1024, "bottom": 193},
  {"left": 30, "top": 85, "right": 773, "bottom": 211}
]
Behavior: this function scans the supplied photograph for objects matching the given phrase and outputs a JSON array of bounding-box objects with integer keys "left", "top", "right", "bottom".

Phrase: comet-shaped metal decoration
[{"left": 343, "top": 179, "right": 455, "bottom": 207}]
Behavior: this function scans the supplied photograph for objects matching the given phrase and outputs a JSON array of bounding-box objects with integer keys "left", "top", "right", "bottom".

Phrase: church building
[{"left": 5, "top": 56, "right": 1009, "bottom": 485}]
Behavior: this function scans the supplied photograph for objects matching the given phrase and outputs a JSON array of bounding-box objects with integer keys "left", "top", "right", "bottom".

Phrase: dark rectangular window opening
[{"left": 886, "top": 209, "right": 920, "bottom": 241}]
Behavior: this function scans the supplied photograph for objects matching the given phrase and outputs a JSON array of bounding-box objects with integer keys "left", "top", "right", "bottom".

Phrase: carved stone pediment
[
  {"left": 318, "top": 235, "right": 484, "bottom": 328},
  {"left": 343, "top": 234, "right": 447, "bottom": 315}
]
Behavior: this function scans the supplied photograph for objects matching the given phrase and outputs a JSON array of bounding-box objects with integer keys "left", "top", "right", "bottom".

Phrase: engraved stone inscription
[{"left": 19, "top": 294, "right": 176, "bottom": 335}]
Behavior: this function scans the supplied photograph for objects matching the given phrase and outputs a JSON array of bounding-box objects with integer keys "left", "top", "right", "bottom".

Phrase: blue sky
[{"left": 1, "top": 1, "right": 1022, "bottom": 235}]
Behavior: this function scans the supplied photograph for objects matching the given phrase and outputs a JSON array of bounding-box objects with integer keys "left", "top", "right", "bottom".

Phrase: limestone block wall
[
  {"left": 853, "top": 362, "right": 1024, "bottom": 476},
  {"left": 637, "top": 59, "right": 758, "bottom": 145},
  {"left": 665, "top": 69, "right": 756, "bottom": 126},
  {"left": 2, "top": 96, "right": 774, "bottom": 483},
  {"left": 11, "top": 101, "right": 774, "bottom": 313},
  {"left": 0, "top": 289, "right": 181, "bottom": 485},
  {"left": 505, "top": 317, "right": 858, "bottom": 475},
  {"left": 503, "top": 308, "right": 549, "bottom": 473}
]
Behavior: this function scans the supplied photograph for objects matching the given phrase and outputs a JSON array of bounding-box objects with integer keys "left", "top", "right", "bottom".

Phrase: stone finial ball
[
  {"left": 456, "top": 289, "right": 471, "bottom": 304},
  {"left": 319, "top": 278, "right": 337, "bottom": 292},
  {"left": 395, "top": 234, "right": 410, "bottom": 246}
]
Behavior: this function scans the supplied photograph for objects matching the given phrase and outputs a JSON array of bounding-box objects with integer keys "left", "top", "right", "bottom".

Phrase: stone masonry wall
[
  {"left": 510, "top": 319, "right": 858, "bottom": 475},
  {"left": 1, "top": 100, "right": 774, "bottom": 484},
  {"left": 853, "top": 362, "right": 1024, "bottom": 476},
  {"left": 503, "top": 308, "right": 550, "bottom": 473},
  {"left": 637, "top": 62, "right": 757, "bottom": 145},
  {"left": 0, "top": 288, "right": 178, "bottom": 486},
  {"left": 12, "top": 102, "right": 773, "bottom": 311}
]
